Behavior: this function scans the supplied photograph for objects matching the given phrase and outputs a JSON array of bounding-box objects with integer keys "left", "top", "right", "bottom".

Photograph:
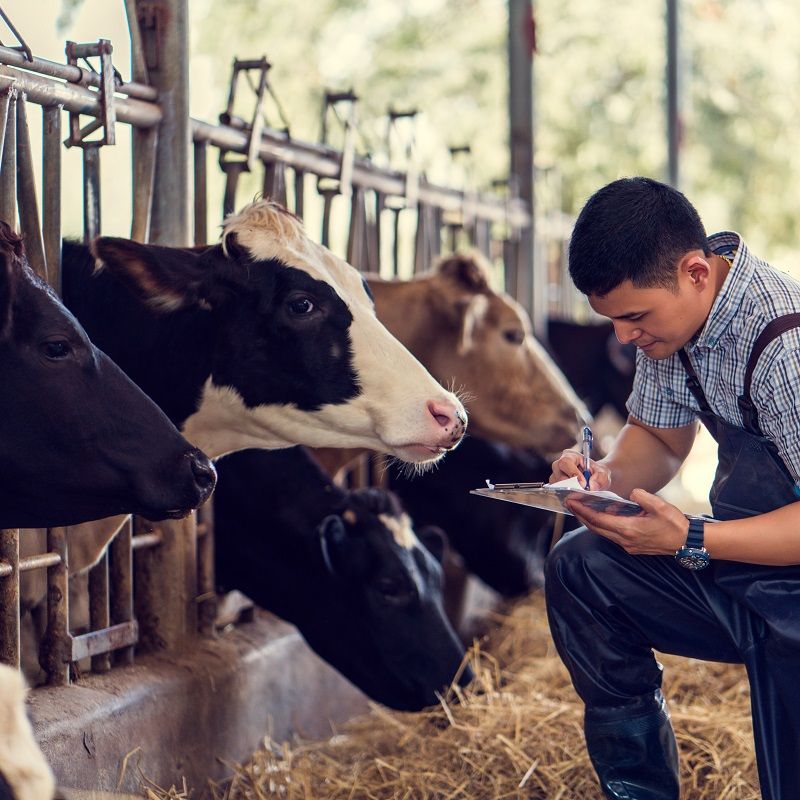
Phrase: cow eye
[
  {"left": 503, "top": 329, "right": 525, "bottom": 345},
  {"left": 42, "top": 340, "right": 73, "bottom": 360},
  {"left": 375, "top": 576, "right": 414, "bottom": 603},
  {"left": 286, "top": 296, "right": 315, "bottom": 316}
]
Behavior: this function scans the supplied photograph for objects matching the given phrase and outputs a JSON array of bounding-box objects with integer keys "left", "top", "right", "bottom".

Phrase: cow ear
[
  {"left": 318, "top": 515, "right": 350, "bottom": 578},
  {"left": 456, "top": 293, "right": 489, "bottom": 355},
  {"left": 436, "top": 251, "right": 492, "bottom": 293},
  {"left": 91, "top": 238, "right": 234, "bottom": 312},
  {"left": 417, "top": 525, "right": 447, "bottom": 564}
]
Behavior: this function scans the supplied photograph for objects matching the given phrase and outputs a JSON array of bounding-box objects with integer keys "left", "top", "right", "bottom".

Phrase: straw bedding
[{"left": 158, "top": 591, "right": 759, "bottom": 799}]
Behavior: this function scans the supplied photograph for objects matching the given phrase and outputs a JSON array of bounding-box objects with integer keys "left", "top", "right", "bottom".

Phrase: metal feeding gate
[{"left": 0, "top": 0, "right": 533, "bottom": 734}]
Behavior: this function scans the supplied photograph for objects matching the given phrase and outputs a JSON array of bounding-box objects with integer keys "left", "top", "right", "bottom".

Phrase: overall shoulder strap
[
  {"left": 739, "top": 312, "right": 800, "bottom": 434},
  {"left": 677, "top": 348, "right": 713, "bottom": 414}
]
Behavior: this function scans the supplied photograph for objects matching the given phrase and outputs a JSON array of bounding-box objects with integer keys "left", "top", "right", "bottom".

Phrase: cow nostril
[
  {"left": 427, "top": 401, "right": 454, "bottom": 429},
  {"left": 189, "top": 451, "right": 217, "bottom": 493}
]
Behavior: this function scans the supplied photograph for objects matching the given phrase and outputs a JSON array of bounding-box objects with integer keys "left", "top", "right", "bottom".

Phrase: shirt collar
[{"left": 689, "top": 231, "right": 755, "bottom": 351}]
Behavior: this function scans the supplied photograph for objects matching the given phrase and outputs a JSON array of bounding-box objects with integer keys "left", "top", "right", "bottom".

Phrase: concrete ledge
[{"left": 28, "top": 611, "right": 368, "bottom": 794}]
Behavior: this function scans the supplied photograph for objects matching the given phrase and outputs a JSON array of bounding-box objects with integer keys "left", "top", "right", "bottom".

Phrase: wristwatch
[{"left": 675, "top": 518, "right": 710, "bottom": 570}]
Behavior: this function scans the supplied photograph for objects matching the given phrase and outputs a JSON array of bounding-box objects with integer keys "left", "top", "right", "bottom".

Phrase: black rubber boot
[{"left": 584, "top": 690, "right": 680, "bottom": 800}]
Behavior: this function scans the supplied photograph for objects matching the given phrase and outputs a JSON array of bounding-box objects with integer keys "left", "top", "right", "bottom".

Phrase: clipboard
[{"left": 471, "top": 481, "right": 644, "bottom": 517}]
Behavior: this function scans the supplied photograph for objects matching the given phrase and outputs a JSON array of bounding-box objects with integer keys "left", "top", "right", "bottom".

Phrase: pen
[{"left": 581, "top": 426, "right": 593, "bottom": 489}]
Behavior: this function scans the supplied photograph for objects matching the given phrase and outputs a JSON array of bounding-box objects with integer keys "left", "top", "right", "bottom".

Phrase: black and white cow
[
  {"left": 213, "top": 446, "right": 472, "bottom": 711},
  {"left": 0, "top": 665, "right": 53, "bottom": 800},
  {"left": 0, "top": 221, "right": 215, "bottom": 528},
  {"left": 388, "top": 435, "right": 556, "bottom": 597},
  {"left": 62, "top": 201, "right": 467, "bottom": 462},
  {"left": 545, "top": 318, "right": 635, "bottom": 419}
]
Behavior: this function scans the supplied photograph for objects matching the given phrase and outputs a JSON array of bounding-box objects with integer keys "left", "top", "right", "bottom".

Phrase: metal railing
[{"left": 0, "top": 2, "right": 534, "bottom": 686}]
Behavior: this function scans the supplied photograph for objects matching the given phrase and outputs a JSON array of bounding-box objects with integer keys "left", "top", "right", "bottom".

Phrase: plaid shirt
[{"left": 627, "top": 231, "right": 800, "bottom": 481}]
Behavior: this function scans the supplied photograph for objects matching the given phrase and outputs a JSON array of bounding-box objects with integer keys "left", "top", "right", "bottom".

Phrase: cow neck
[{"left": 61, "top": 240, "right": 217, "bottom": 429}]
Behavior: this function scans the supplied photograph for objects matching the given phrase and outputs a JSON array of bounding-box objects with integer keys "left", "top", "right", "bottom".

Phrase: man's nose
[{"left": 614, "top": 323, "right": 641, "bottom": 345}]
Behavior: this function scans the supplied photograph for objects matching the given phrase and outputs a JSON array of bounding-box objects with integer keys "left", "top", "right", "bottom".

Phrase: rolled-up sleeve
[{"left": 626, "top": 350, "right": 698, "bottom": 428}]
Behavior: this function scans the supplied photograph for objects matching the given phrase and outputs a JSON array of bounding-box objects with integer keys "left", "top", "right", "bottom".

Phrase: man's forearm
[{"left": 601, "top": 420, "right": 695, "bottom": 498}]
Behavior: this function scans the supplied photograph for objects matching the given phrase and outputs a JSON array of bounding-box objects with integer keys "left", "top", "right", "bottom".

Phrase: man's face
[{"left": 588, "top": 278, "right": 708, "bottom": 360}]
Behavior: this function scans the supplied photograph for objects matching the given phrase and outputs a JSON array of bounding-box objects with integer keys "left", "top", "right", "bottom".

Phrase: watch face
[{"left": 676, "top": 547, "right": 710, "bottom": 570}]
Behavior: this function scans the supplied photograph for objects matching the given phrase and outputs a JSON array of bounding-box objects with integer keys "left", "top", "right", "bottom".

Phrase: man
[{"left": 547, "top": 176, "right": 800, "bottom": 800}]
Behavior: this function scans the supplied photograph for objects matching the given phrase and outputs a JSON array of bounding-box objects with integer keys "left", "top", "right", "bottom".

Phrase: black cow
[
  {"left": 61, "top": 200, "right": 466, "bottom": 464},
  {"left": 389, "top": 435, "right": 563, "bottom": 597},
  {"left": 546, "top": 318, "right": 635, "bottom": 419},
  {"left": 213, "top": 446, "right": 472, "bottom": 711},
  {"left": 0, "top": 222, "right": 214, "bottom": 528}
]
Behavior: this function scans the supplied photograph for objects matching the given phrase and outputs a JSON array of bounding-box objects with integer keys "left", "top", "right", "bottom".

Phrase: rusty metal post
[
  {"left": 347, "top": 186, "right": 367, "bottom": 269},
  {"left": 42, "top": 105, "right": 62, "bottom": 292},
  {"left": 109, "top": 516, "right": 135, "bottom": 665},
  {"left": 368, "top": 191, "right": 384, "bottom": 273},
  {"left": 0, "top": 85, "right": 11, "bottom": 168},
  {"left": 0, "top": 529, "right": 20, "bottom": 669},
  {"left": 320, "top": 188, "right": 336, "bottom": 248},
  {"left": 193, "top": 139, "right": 207, "bottom": 245},
  {"left": 391, "top": 207, "right": 401, "bottom": 276},
  {"left": 41, "top": 526, "right": 70, "bottom": 685},
  {"left": 221, "top": 160, "right": 246, "bottom": 219},
  {"left": 0, "top": 89, "right": 16, "bottom": 226},
  {"left": 263, "top": 160, "right": 287, "bottom": 206},
  {"left": 82, "top": 143, "right": 101, "bottom": 241},
  {"left": 15, "top": 93, "right": 47, "bottom": 282},
  {"left": 88, "top": 553, "right": 111, "bottom": 672},
  {"left": 134, "top": 514, "right": 198, "bottom": 651},
  {"left": 196, "top": 499, "right": 216, "bottom": 638},
  {"left": 133, "top": 0, "right": 191, "bottom": 245}
]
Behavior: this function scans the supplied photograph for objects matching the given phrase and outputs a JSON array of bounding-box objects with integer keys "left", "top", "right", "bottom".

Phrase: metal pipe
[
  {"left": 89, "top": 553, "right": 111, "bottom": 672},
  {"left": 42, "top": 526, "right": 69, "bottom": 685},
  {"left": 193, "top": 140, "right": 207, "bottom": 245},
  {"left": 0, "top": 551, "right": 61, "bottom": 576},
  {"left": 0, "top": 529, "right": 20, "bottom": 669},
  {"left": 0, "top": 44, "right": 157, "bottom": 101},
  {"left": 15, "top": 93, "right": 48, "bottom": 282},
  {"left": 131, "top": 530, "right": 162, "bottom": 550},
  {"left": 82, "top": 143, "right": 101, "bottom": 241},
  {"left": 293, "top": 168, "right": 305, "bottom": 218},
  {"left": 110, "top": 516, "right": 135, "bottom": 665},
  {"left": 191, "top": 118, "right": 530, "bottom": 228},
  {"left": 0, "top": 90, "right": 16, "bottom": 226},
  {"left": 0, "top": 67, "right": 160, "bottom": 127},
  {"left": 196, "top": 499, "right": 216, "bottom": 637},
  {"left": 131, "top": 126, "right": 157, "bottom": 242},
  {"left": 42, "top": 104, "right": 62, "bottom": 292},
  {"left": 0, "top": 85, "right": 12, "bottom": 167}
]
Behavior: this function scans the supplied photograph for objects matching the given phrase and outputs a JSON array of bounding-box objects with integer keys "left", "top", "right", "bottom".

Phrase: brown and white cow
[{"left": 314, "top": 251, "right": 588, "bottom": 477}]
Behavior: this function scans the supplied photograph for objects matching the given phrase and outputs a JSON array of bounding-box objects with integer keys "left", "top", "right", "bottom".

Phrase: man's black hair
[{"left": 568, "top": 176, "right": 709, "bottom": 297}]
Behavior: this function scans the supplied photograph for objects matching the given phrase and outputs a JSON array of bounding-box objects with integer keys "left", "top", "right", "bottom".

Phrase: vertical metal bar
[
  {"left": 193, "top": 140, "right": 208, "bottom": 246},
  {"left": 0, "top": 88, "right": 13, "bottom": 181},
  {"left": 369, "top": 191, "right": 385, "bottom": 273},
  {"left": 508, "top": 0, "right": 535, "bottom": 315},
  {"left": 82, "top": 143, "right": 101, "bottom": 242},
  {"left": 221, "top": 161, "right": 245, "bottom": 219},
  {"left": 41, "top": 526, "right": 69, "bottom": 685},
  {"left": 88, "top": 553, "right": 111, "bottom": 672},
  {"left": 0, "top": 529, "right": 20, "bottom": 669},
  {"left": 262, "top": 160, "right": 287, "bottom": 206},
  {"left": 110, "top": 516, "right": 134, "bottom": 665},
  {"left": 666, "top": 0, "right": 680, "bottom": 187},
  {"left": 414, "top": 204, "right": 428, "bottom": 274},
  {"left": 293, "top": 168, "right": 305, "bottom": 218},
  {"left": 15, "top": 94, "right": 48, "bottom": 283},
  {"left": 320, "top": 189, "right": 335, "bottom": 248},
  {"left": 196, "top": 499, "right": 216, "bottom": 638},
  {"left": 135, "top": 0, "right": 191, "bottom": 245},
  {"left": 347, "top": 186, "right": 367, "bottom": 269},
  {"left": 391, "top": 207, "right": 401, "bottom": 276},
  {"left": 0, "top": 92, "right": 16, "bottom": 227},
  {"left": 43, "top": 105, "right": 62, "bottom": 294},
  {"left": 131, "top": 127, "right": 158, "bottom": 243},
  {"left": 133, "top": 515, "right": 197, "bottom": 651},
  {"left": 125, "top": 0, "right": 150, "bottom": 84}
]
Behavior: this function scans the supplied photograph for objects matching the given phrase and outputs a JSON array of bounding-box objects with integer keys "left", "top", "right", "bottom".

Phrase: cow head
[
  {"left": 316, "top": 489, "right": 472, "bottom": 711},
  {"left": 92, "top": 202, "right": 467, "bottom": 464},
  {"left": 369, "top": 251, "right": 588, "bottom": 454},
  {"left": 0, "top": 223, "right": 215, "bottom": 528}
]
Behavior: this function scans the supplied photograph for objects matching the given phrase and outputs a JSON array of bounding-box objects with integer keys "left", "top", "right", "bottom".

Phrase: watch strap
[{"left": 686, "top": 518, "right": 705, "bottom": 550}]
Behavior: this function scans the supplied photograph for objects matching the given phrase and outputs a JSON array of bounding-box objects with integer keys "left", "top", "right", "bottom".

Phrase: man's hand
[
  {"left": 550, "top": 450, "right": 612, "bottom": 491},
  {"left": 565, "top": 488, "right": 689, "bottom": 556}
]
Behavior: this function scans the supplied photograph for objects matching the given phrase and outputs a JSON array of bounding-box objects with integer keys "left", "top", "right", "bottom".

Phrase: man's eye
[
  {"left": 42, "top": 341, "right": 72, "bottom": 360},
  {"left": 287, "top": 297, "right": 315, "bottom": 315}
]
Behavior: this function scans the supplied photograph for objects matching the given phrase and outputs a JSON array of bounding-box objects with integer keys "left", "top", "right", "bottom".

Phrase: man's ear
[
  {"left": 681, "top": 252, "right": 711, "bottom": 290},
  {"left": 457, "top": 293, "right": 490, "bottom": 355},
  {"left": 91, "top": 238, "right": 239, "bottom": 312}
]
